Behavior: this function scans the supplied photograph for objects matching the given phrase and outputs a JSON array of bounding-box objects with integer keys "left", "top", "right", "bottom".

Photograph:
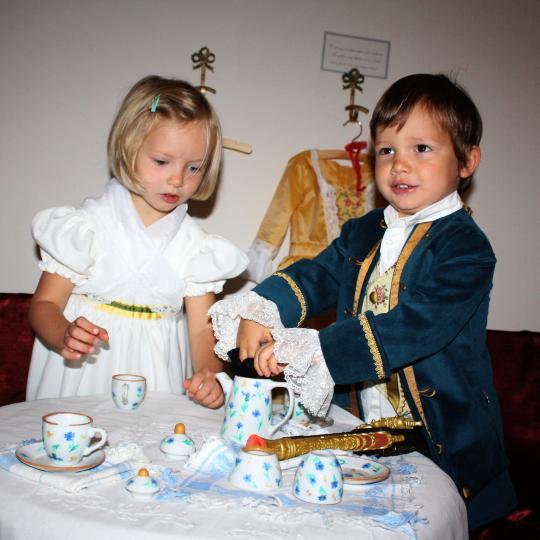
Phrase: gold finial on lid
[
  {"left": 137, "top": 468, "right": 150, "bottom": 477},
  {"left": 174, "top": 423, "right": 186, "bottom": 435}
]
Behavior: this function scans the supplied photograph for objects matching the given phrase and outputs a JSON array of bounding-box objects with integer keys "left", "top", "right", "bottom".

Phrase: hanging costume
[
  {"left": 27, "top": 179, "right": 248, "bottom": 400},
  {"left": 211, "top": 197, "right": 516, "bottom": 530},
  {"left": 245, "top": 149, "right": 374, "bottom": 282}
]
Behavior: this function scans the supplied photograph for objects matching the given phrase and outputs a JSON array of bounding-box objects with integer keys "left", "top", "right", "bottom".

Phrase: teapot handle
[{"left": 267, "top": 382, "right": 295, "bottom": 437}]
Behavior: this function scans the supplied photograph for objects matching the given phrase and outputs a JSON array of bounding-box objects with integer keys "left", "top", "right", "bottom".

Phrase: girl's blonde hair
[{"left": 107, "top": 75, "right": 222, "bottom": 200}]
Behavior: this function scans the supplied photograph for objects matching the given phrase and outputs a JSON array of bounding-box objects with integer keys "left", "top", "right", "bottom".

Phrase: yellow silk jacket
[{"left": 245, "top": 149, "right": 374, "bottom": 282}]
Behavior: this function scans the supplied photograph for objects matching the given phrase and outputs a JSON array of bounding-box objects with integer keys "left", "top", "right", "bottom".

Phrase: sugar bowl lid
[
  {"left": 125, "top": 468, "right": 160, "bottom": 498},
  {"left": 160, "top": 423, "right": 196, "bottom": 459}
]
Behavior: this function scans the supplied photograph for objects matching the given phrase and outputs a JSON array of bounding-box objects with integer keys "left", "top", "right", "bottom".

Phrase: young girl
[
  {"left": 27, "top": 75, "right": 248, "bottom": 407},
  {"left": 210, "top": 74, "right": 516, "bottom": 529}
]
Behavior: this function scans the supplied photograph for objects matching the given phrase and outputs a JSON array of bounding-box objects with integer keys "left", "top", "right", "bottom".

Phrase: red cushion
[
  {"left": 0, "top": 293, "right": 34, "bottom": 406},
  {"left": 487, "top": 330, "right": 540, "bottom": 511},
  {"left": 473, "top": 330, "right": 540, "bottom": 539}
]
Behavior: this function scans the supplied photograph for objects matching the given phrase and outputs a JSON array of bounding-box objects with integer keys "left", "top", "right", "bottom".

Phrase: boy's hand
[
  {"left": 183, "top": 369, "right": 224, "bottom": 409},
  {"left": 254, "top": 342, "right": 286, "bottom": 377},
  {"left": 237, "top": 318, "right": 273, "bottom": 359},
  {"left": 61, "top": 316, "right": 109, "bottom": 361}
]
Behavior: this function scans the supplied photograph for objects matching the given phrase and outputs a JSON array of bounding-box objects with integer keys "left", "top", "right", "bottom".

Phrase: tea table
[{"left": 0, "top": 392, "right": 468, "bottom": 539}]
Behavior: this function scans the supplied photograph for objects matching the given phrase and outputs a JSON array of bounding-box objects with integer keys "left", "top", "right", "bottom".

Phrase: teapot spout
[{"left": 215, "top": 371, "right": 232, "bottom": 402}]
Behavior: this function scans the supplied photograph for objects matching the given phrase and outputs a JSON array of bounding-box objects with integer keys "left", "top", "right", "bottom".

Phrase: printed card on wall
[{"left": 321, "top": 32, "right": 390, "bottom": 79}]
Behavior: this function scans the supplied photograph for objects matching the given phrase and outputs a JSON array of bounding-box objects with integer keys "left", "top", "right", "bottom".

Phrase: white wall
[{"left": 1, "top": 0, "right": 539, "bottom": 331}]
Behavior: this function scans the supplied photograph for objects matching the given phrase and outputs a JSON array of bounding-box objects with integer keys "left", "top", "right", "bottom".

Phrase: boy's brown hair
[{"left": 370, "top": 73, "right": 482, "bottom": 191}]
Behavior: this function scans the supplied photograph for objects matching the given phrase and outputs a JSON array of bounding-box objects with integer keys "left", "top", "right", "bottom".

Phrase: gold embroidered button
[
  {"left": 419, "top": 387, "right": 437, "bottom": 398},
  {"left": 369, "top": 291, "right": 377, "bottom": 304},
  {"left": 435, "top": 443, "right": 443, "bottom": 454},
  {"left": 462, "top": 486, "right": 471, "bottom": 499},
  {"left": 348, "top": 256, "right": 363, "bottom": 266}
]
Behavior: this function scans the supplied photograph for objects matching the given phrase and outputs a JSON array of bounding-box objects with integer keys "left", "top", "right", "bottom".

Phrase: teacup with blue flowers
[
  {"left": 42, "top": 412, "right": 107, "bottom": 465},
  {"left": 293, "top": 450, "right": 344, "bottom": 504},
  {"left": 111, "top": 374, "right": 147, "bottom": 411},
  {"left": 229, "top": 448, "right": 282, "bottom": 492}
]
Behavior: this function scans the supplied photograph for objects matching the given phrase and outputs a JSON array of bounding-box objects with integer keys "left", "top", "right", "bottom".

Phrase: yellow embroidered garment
[
  {"left": 361, "top": 261, "right": 411, "bottom": 417},
  {"left": 248, "top": 149, "right": 374, "bottom": 276}
]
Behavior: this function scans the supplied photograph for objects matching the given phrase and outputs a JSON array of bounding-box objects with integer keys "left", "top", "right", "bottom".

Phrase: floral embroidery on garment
[
  {"left": 364, "top": 262, "right": 392, "bottom": 315},
  {"left": 335, "top": 187, "right": 368, "bottom": 227},
  {"left": 369, "top": 285, "right": 388, "bottom": 307}
]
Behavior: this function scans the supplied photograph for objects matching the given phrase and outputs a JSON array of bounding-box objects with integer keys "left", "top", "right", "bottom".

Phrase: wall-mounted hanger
[
  {"left": 318, "top": 68, "right": 369, "bottom": 159},
  {"left": 191, "top": 46, "right": 252, "bottom": 155},
  {"left": 317, "top": 68, "right": 370, "bottom": 192}
]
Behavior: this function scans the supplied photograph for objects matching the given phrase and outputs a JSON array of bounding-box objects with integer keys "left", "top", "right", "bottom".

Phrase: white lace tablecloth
[{"left": 0, "top": 392, "right": 467, "bottom": 540}]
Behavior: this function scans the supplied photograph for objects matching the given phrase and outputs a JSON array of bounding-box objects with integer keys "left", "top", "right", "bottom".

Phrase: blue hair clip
[{"left": 150, "top": 94, "right": 160, "bottom": 113}]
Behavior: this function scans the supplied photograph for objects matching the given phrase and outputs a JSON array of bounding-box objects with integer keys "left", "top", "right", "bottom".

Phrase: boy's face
[{"left": 373, "top": 104, "right": 479, "bottom": 217}]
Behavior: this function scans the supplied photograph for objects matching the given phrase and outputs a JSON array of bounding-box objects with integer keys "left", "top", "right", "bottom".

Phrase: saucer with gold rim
[{"left": 15, "top": 441, "right": 105, "bottom": 473}]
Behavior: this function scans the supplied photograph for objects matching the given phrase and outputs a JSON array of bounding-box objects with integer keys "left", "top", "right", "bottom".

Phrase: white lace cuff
[
  {"left": 272, "top": 328, "right": 334, "bottom": 417},
  {"left": 209, "top": 291, "right": 284, "bottom": 361}
]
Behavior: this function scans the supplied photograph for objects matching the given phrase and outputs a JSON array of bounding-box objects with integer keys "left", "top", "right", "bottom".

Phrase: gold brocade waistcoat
[{"left": 361, "top": 261, "right": 411, "bottom": 417}]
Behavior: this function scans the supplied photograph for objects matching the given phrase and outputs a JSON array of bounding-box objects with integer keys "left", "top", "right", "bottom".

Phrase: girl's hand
[
  {"left": 183, "top": 369, "right": 224, "bottom": 409},
  {"left": 61, "top": 316, "right": 109, "bottom": 361},
  {"left": 254, "top": 342, "right": 286, "bottom": 378},
  {"left": 237, "top": 318, "right": 273, "bottom": 360}
]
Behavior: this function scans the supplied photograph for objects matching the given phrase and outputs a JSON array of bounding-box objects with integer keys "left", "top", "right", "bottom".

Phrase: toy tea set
[
  {"left": 15, "top": 352, "right": 419, "bottom": 504},
  {"left": 15, "top": 373, "right": 147, "bottom": 474}
]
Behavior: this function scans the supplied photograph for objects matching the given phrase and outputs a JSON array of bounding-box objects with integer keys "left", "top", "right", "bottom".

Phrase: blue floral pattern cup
[
  {"left": 42, "top": 412, "right": 107, "bottom": 465},
  {"left": 111, "top": 374, "right": 147, "bottom": 411},
  {"left": 229, "top": 448, "right": 282, "bottom": 491},
  {"left": 293, "top": 450, "right": 344, "bottom": 505}
]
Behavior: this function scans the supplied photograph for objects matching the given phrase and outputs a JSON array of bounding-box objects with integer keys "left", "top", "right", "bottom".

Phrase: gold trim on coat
[
  {"left": 387, "top": 222, "right": 433, "bottom": 436},
  {"left": 274, "top": 272, "right": 307, "bottom": 326},
  {"left": 352, "top": 241, "right": 381, "bottom": 314},
  {"left": 359, "top": 314, "right": 385, "bottom": 379}
]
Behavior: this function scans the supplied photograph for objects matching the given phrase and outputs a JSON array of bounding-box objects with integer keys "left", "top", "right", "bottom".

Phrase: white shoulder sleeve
[
  {"left": 184, "top": 231, "right": 248, "bottom": 297},
  {"left": 31, "top": 207, "right": 96, "bottom": 286}
]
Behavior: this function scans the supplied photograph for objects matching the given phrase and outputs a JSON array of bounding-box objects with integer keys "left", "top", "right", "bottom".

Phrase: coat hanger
[
  {"left": 318, "top": 68, "right": 369, "bottom": 163},
  {"left": 191, "top": 46, "right": 253, "bottom": 155},
  {"left": 317, "top": 69, "right": 371, "bottom": 192},
  {"left": 317, "top": 120, "right": 368, "bottom": 161}
]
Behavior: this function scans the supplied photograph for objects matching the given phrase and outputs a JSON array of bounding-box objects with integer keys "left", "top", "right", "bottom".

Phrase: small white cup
[
  {"left": 229, "top": 448, "right": 282, "bottom": 491},
  {"left": 293, "top": 450, "right": 344, "bottom": 504},
  {"left": 112, "top": 374, "right": 147, "bottom": 411},
  {"left": 42, "top": 412, "right": 107, "bottom": 465}
]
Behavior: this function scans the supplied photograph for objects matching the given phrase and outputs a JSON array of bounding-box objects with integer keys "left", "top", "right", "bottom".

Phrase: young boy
[{"left": 210, "top": 74, "right": 516, "bottom": 530}]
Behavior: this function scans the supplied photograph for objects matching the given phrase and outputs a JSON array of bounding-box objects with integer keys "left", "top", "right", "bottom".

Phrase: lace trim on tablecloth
[
  {"left": 209, "top": 291, "right": 284, "bottom": 361},
  {"left": 271, "top": 327, "right": 334, "bottom": 417}
]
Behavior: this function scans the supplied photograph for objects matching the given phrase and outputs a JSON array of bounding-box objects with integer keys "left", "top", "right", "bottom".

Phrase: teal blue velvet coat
[{"left": 254, "top": 208, "right": 516, "bottom": 530}]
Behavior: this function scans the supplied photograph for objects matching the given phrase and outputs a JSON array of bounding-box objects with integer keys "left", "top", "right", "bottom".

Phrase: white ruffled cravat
[{"left": 379, "top": 191, "right": 462, "bottom": 274}]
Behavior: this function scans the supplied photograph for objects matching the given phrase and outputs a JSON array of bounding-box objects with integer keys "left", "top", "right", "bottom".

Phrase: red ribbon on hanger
[{"left": 345, "top": 141, "right": 367, "bottom": 193}]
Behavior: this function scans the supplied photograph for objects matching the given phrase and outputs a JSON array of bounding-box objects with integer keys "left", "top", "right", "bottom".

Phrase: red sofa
[
  {"left": 0, "top": 293, "right": 538, "bottom": 538},
  {"left": 0, "top": 293, "right": 34, "bottom": 406}
]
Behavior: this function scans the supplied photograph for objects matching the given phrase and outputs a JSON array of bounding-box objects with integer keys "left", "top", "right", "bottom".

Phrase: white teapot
[{"left": 216, "top": 372, "right": 295, "bottom": 445}]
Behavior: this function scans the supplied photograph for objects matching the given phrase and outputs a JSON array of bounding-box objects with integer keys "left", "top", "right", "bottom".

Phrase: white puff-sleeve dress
[{"left": 26, "top": 179, "right": 248, "bottom": 400}]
